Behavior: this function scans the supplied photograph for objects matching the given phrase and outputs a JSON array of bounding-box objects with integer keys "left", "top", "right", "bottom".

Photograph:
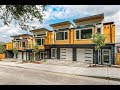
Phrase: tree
[
  {"left": 12, "top": 47, "right": 18, "bottom": 59},
  {"left": 0, "top": 5, "right": 45, "bottom": 30},
  {"left": 0, "top": 44, "right": 6, "bottom": 54},
  {"left": 32, "top": 43, "right": 39, "bottom": 61},
  {"left": 92, "top": 32, "right": 106, "bottom": 65}
]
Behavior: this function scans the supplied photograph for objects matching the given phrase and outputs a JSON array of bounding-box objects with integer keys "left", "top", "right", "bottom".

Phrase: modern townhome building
[
  {"left": 30, "top": 28, "right": 52, "bottom": 59},
  {"left": 5, "top": 13, "right": 116, "bottom": 65},
  {"left": 46, "top": 13, "right": 115, "bottom": 65},
  {"left": 6, "top": 34, "right": 33, "bottom": 61}
]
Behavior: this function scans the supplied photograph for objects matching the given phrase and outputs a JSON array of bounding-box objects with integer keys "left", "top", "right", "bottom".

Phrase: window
[
  {"left": 22, "top": 42, "right": 25, "bottom": 47},
  {"left": 81, "top": 29, "right": 92, "bottom": 39},
  {"left": 97, "top": 28, "right": 101, "bottom": 34},
  {"left": 56, "top": 31, "right": 68, "bottom": 40},
  {"left": 36, "top": 38, "right": 44, "bottom": 45},
  {"left": 76, "top": 30, "right": 80, "bottom": 39}
]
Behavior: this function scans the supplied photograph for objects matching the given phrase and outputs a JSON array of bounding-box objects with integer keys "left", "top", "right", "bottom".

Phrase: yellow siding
[
  {"left": 38, "top": 45, "right": 45, "bottom": 49},
  {"left": 6, "top": 42, "right": 13, "bottom": 50},
  {"left": 116, "top": 53, "right": 120, "bottom": 65},
  {"left": 30, "top": 36, "right": 33, "bottom": 49},
  {"left": 74, "top": 39, "right": 92, "bottom": 44},
  {"left": 112, "top": 25, "right": 115, "bottom": 43},
  {"left": 0, "top": 53, "right": 5, "bottom": 59},
  {"left": 103, "top": 25, "right": 111, "bottom": 43}
]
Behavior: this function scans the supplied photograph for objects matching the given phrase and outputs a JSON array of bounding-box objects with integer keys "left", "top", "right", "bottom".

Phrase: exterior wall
[
  {"left": 38, "top": 45, "right": 45, "bottom": 49},
  {"left": 0, "top": 53, "right": 5, "bottom": 59},
  {"left": 103, "top": 24, "right": 115, "bottom": 43},
  {"left": 6, "top": 42, "right": 13, "bottom": 50},
  {"left": 116, "top": 53, "right": 120, "bottom": 65}
]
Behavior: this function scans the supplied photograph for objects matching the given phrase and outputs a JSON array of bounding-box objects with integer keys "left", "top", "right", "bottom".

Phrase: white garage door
[
  {"left": 23, "top": 52, "right": 26, "bottom": 60},
  {"left": 77, "top": 49, "right": 93, "bottom": 63},
  {"left": 60, "top": 48, "right": 72, "bottom": 60}
]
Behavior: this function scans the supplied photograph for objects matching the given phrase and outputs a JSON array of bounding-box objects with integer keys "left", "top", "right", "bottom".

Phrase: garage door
[
  {"left": 60, "top": 48, "right": 72, "bottom": 60},
  {"left": 77, "top": 49, "right": 93, "bottom": 63}
]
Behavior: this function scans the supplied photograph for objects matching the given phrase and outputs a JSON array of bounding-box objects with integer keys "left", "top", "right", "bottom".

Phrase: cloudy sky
[{"left": 0, "top": 5, "right": 120, "bottom": 43}]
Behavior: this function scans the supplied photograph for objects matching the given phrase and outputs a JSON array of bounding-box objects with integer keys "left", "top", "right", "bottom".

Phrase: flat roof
[
  {"left": 49, "top": 21, "right": 72, "bottom": 27},
  {"left": 73, "top": 13, "right": 104, "bottom": 23},
  {"left": 11, "top": 34, "right": 32, "bottom": 37},
  {"left": 30, "top": 28, "right": 50, "bottom": 32},
  {"left": 103, "top": 22, "right": 114, "bottom": 25}
]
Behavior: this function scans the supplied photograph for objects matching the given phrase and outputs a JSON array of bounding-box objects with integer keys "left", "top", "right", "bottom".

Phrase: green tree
[
  {"left": 32, "top": 43, "right": 39, "bottom": 61},
  {"left": 0, "top": 5, "right": 45, "bottom": 30},
  {"left": 12, "top": 47, "right": 18, "bottom": 59},
  {"left": 0, "top": 44, "right": 6, "bottom": 54},
  {"left": 92, "top": 32, "right": 106, "bottom": 65}
]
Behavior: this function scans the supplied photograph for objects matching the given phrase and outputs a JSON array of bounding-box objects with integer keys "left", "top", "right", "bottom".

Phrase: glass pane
[
  {"left": 103, "top": 50, "right": 109, "bottom": 63},
  {"left": 97, "top": 28, "right": 101, "bottom": 34},
  {"left": 64, "top": 32, "right": 68, "bottom": 40},
  {"left": 44, "top": 52, "right": 47, "bottom": 59},
  {"left": 52, "top": 49, "right": 55, "bottom": 57},
  {"left": 42, "top": 39, "right": 44, "bottom": 45},
  {"left": 56, "top": 32, "right": 64, "bottom": 40},
  {"left": 36, "top": 39, "right": 41, "bottom": 45},
  {"left": 76, "top": 30, "right": 79, "bottom": 39},
  {"left": 22, "top": 42, "right": 25, "bottom": 47},
  {"left": 81, "top": 29, "right": 92, "bottom": 39}
]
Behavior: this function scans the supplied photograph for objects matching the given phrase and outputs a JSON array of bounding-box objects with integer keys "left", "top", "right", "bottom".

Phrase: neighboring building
[
  {"left": 30, "top": 28, "right": 52, "bottom": 59},
  {"left": 6, "top": 34, "right": 33, "bottom": 61},
  {"left": 5, "top": 13, "right": 116, "bottom": 65}
]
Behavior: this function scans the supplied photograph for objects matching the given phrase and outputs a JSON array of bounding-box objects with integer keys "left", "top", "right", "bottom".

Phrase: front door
[
  {"left": 51, "top": 48, "right": 57, "bottom": 59},
  {"left": 102, "top": 49, "right": 111, "bottom": 65},
  {"left": 40, "top": 52, "right": 47, "bottom": 59}
]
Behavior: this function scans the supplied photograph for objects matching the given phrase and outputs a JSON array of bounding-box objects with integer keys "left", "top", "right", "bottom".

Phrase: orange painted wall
[
  {"left": 6, "top": 42, "right": 13, "bottom": 50},
  {"left": 0, "top": 53, "right": 5, "bottom": 59}
]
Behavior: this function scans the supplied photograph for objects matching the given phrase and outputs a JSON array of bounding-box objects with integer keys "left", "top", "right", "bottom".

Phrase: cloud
[{"left": 0, "top": 5, "right": 120, "bottom": 43}]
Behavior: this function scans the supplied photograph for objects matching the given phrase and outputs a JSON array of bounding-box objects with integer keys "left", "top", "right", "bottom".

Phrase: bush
[
  {"left": 22, "top": 60, "right": 27, "bottom": 63},
  {"left": 43, "top": 59, "right": 46, "bottom": 62}
]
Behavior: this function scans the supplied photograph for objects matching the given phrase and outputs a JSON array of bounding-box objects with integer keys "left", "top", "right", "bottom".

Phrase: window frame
[
  {"left": 75, "top": 27, "right": 93, "bottom": 40},
  {"left": 55, "top": 31, "right": 68, "bottom": 40},
  {"left": 36, "top": 38, "right": 44, "bottom": 46}
]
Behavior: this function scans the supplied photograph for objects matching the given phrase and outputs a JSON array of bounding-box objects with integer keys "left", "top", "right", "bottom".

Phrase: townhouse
[
  {"left": 6, "top": 34, "right": 33, "bottom": 61},
  {"left": 5, "top": 13, "right": 116, "bottom": 65}
]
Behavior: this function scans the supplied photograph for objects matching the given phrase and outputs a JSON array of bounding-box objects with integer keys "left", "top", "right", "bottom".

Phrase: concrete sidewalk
[{"left": 0, "top": 61, "right": 120, "bottom": 81}]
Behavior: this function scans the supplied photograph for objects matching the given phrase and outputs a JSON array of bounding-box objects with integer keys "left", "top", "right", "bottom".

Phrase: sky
[{"left": 0, "top": 5, "right": 120, "bottom": 43}]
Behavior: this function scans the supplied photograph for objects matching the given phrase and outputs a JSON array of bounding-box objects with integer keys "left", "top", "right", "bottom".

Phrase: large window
[
  {"left": 97, "top": 28, "right": 101, "bottom": 34},
  {"left": 36, "top": 38, "right": 44, "bottom": 45},
  {"left": 22, "top": 42, "right": 25, "bottom": 47},
  {"left": 81, "top": 29, "right": 92, "bottom": 39},
  {"left": 75, "top": 28, "right": 92, "bottom": 39},
  {"left": 56, "top": 31, "right": 68, "bottom": 40}
]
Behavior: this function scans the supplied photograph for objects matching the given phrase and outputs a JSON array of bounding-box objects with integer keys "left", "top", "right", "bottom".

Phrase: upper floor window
[
  {"left": 97, "top": 28, "right": 101, "bottom": 34},
  {"left": 75, "top": 28, "right": 92, "bottom": 39},
  {"left": 36, "top": 38, "right": 44, "bottom": 45},
  {"left": 56, "top": 31, "right": 68, "bottom": 40},
  {"left": 81, "top": 29, "right": 92, "bottom": 39},
  {"left": 22, "top": 42, "right": 25, "bottom": 47}
]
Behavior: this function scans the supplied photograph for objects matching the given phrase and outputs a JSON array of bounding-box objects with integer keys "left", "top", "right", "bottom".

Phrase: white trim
[{"left": 35, "top": 38, "right": 44, "bottom": 46}]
